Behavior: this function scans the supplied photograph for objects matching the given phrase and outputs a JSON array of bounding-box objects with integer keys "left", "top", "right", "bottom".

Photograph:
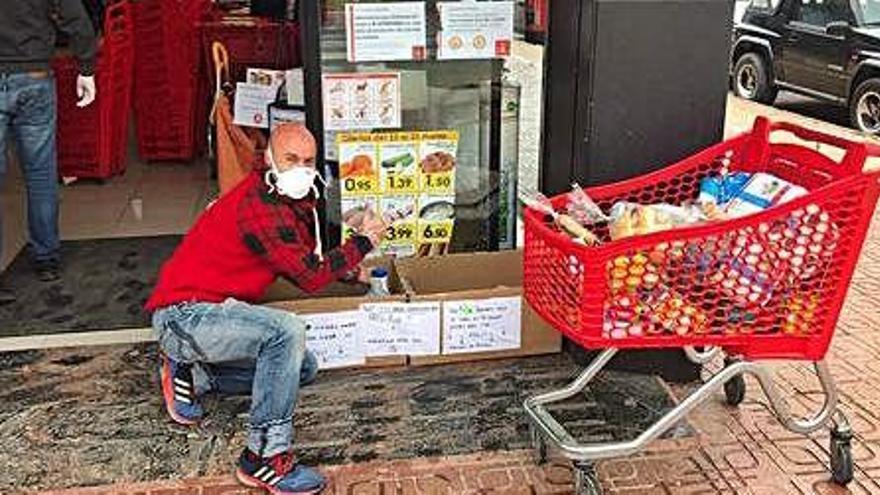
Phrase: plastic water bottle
[{"left": 368, "top": 267, "right": 390, "bottom": 297}]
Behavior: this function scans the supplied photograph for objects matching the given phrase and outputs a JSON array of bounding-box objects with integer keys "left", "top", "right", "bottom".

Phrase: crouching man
[{"left": 145, "top": 123, "right": 386, "bottom": 494}]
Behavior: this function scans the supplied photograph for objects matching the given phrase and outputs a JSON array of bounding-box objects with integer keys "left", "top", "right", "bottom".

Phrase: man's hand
[
  {"left": 358, "top": 208, "right": 387, "bottom": 247},
  {"left": 357, "top": 265, "right": 372, "bottom": 284},
  {"left": 76, "top": 75, "right": 96, "bottom": 108}
]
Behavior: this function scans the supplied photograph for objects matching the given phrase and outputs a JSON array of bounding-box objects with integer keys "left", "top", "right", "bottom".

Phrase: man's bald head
[{"left": 267, "top": 123, "right": 317, "bottom": 172}]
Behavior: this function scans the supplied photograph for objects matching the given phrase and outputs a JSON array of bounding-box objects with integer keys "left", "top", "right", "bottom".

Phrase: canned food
[{"left": 628, "top": 265, "right": 646, "bottom": 277}]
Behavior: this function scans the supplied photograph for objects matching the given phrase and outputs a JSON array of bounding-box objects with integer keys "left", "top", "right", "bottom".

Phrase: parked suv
[{"left": 732, "top": 0, "right": 880, "bottom": 134}]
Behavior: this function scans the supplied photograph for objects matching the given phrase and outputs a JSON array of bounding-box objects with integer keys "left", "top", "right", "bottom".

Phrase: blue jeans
[
  {"left": 152, "top": 298, "right": 319, "bottom": 457},
  {"left": 0, "top": 72, "right": 60, "bottom": 264}
]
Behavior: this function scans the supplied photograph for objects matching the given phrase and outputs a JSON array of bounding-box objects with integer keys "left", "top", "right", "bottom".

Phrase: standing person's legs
[
  {"left": 8, "top": 72, "right": 60, "bottom": 280},
  {"left": 0, "top": 74, "right": 14, "bottom": 303}
]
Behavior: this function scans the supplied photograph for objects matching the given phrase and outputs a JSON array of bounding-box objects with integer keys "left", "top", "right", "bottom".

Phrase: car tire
[
  {"left": 849, "top": 78, "right": 880, "bottom": 135},
  {"left": 733, "top": 53, "right": 778, "bottom": 104}
]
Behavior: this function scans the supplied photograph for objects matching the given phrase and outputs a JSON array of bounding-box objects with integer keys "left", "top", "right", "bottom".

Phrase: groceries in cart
[
  {"left": 520, "top": 190, "right": 601, "bottom": 246},
  {"left": 522, "top": 155, "right": 841, "bottom": 340}
]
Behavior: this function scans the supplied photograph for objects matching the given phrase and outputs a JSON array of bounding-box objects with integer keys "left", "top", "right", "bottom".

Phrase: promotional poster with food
[{"left": 338, "top": 131, "right": 459, "bottom": 257}]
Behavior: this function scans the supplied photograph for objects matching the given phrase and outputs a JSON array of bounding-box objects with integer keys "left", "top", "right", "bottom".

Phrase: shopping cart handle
[
  {"left": 767, "top": 120, "right": 859, "bottom": 152},
  {"left": 750, "top": 117, "right": 868, "bottom": 176},
  {"left": 864, "top": 142, "right": 880, "bottom": 157}
]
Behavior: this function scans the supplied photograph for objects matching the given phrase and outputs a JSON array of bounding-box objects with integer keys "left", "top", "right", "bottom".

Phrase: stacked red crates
[
  {"left": 132, "top": 0, "right": 211, "bottom": 162},
  {"left": 195, "top": 19, "right": 302, "bottom": 155},
  {"left": 53, "top": 0, "right": 134, "bottom": 179}
]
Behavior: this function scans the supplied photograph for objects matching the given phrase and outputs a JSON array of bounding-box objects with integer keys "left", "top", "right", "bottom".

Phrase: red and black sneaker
[
  {"left": 235, "top": 448, "right": 326, "bottom": 494},
  {"left": 159, "top": 353, "right": 203, "bottom": 425}
]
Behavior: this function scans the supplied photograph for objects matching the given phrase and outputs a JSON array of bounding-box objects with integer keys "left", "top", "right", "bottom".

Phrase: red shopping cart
[{"left": 522, "top": 117, "right": 880, "bottom": 494}]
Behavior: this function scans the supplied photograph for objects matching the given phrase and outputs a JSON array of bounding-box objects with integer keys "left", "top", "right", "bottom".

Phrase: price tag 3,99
[{"left": 384, "top": 222, "right": 417, "bottom": 244}]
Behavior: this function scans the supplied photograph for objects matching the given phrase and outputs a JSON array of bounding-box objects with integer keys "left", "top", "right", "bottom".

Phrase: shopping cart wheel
[
  {"left": 573, "top": 462, "right": 602, "bottom": 495},
  {"left": 830, "top": 424, "right": 854, "bottom": 485},
  {"left": 529, "top": 424, "right": 548, "bottom": 464},
  {"left": 723, "top": 358, "right": 746, "bottom": 406}
]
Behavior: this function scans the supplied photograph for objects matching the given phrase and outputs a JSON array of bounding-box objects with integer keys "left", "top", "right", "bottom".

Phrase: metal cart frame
[{"left": 524, "top": 346, "right": 854, "bottom": 494}]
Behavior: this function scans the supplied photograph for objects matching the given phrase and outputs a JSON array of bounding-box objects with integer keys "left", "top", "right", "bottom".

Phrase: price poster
[{"left": 339, "top": 131, "right": 459, "bottom": 257}]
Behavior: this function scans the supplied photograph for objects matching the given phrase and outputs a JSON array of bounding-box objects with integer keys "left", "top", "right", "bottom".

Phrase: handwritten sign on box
[
  {"left": 360, "top": 301, "right": 441, "bottom": 356},
  {"left": 442, "top": 297, "right": 522, "bottom": 354},
  {"left": 301, "top": 311, "right": 366, "bottom": 369}
]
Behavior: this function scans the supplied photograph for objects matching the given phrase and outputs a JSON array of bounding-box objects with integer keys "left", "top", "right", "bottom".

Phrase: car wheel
[
  {"left": 850, "top": 78, "right": 880, "bottom": 135},
  {"left": 733, "top": 53, "right": 778, "bottom": 104}
]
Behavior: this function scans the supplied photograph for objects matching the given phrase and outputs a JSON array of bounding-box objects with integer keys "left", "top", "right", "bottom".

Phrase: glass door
[{"left": 301, "top": 0, "right": 546, "bottom": 255}]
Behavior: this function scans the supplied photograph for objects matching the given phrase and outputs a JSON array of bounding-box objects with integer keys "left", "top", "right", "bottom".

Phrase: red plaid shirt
[
  {"left": 236, "top": 181, "right": 373, "bottom": 293},
  {"left": 145, "top": 172, "right": 372, "bottom": 310}
]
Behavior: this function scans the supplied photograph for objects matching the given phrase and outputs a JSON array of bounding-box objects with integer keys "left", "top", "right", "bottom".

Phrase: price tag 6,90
[
  {"left": 418, "top": 220, "right": 454, "bottom": 244},
  {"left": 342, "top": 175, "right": 379, "bottom": 195}
]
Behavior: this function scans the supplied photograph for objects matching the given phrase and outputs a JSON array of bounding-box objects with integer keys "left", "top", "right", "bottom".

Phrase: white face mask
[
  {"left": 264, "top": 144, "right": 327, "bottom": 260},
  {"left": 265, "top": 145, "right": 321, "bottom": 200}
]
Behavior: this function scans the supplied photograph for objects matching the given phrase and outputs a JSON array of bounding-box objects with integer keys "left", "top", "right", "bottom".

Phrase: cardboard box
[
  {"left": 265, "top": 250, "right": 561, "bottom": 369},
  {"left": 396, "top": 250, "right": 561, "bottom": 366},
  {"left": 266, "top": 257, "right": 408, "bottom": 368}
]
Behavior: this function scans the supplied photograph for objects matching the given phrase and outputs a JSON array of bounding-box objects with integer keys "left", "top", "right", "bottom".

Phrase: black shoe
[
  {"left": 0, "top": 287, "right": 14, "bottom": 305},
  {"left": 35, "top": 261, "right": 61, "bottom": 282}
]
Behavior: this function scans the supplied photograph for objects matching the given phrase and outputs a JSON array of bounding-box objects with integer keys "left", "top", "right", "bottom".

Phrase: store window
[{"left": 303, "top": 0, "right": 546, "bottom": 257}]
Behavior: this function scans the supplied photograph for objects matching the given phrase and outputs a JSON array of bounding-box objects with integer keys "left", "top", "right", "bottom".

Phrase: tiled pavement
[
  {"left": 15, "top": 99, "right": 880, "bottom": 494},
  {"left": 37, "top": 206, "right": 880, "bottom": 492}
]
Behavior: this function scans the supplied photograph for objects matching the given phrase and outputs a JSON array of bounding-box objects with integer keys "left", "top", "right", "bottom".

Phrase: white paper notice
[
  {"left": 322, "top": 73, "right": 401, "bottom": 131},
  {"left": 360, "top": 302, "right": 441, "bottom": 356},
  {"left": 233, "top": 83, "right": 277, "bottom": 129},
  {"left": 345, "top": 2, "right": 427, "bottom": 63},
  {"left": 437, "top": 1, "right": 514, "bottom": 60},
  {"left": 285, "top": 68, "right": 305, "bottom": 106},
  {"left": 247, "top": 68, "right": 287, "bottom": 91},
  {"left": 302, "top": 311, "right": 365, "bottom": 369},
  {"left": 443, "top": 297, "right": 522, "bottom": 354}
]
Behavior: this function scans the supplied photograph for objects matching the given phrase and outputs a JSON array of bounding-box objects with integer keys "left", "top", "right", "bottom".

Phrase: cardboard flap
[{"left": 396, "top": 250, "right": 524, "bottom": 294}]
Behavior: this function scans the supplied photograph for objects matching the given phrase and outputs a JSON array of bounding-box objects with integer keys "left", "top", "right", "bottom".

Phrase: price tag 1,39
[
  {"left": 385, "top": 173, "right": 418, "bottom": 194},
  {"left": 342, "top": 175, "right": 379, "bottom": 195},
  {"left": 384, "top": 222, "right": 417, "bottom": 244},
  {"left": 418, "top": 220, "right": 454, "bottom": 244},
  {"left": 421, "top": 171, "right": 454, "bottom": 195}
]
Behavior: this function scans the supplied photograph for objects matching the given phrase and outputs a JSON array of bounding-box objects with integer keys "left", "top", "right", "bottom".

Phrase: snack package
[
  {"left": 608, "top": 202, "right": 707, "bottom": 240},
  {"left": 698, "top": 170, "right": 751, "bottom": 207},
  {"left": 521, "top": 190, "right": 600, "bottom": 245},
  {"left": 567, "top": 183, "right": 609, "bottom": 226},
  {"left": 723, "top": 173, "right": 807, "bottom": 218}
]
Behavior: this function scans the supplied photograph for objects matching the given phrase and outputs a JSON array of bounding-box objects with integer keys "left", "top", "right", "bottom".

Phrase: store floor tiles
[
  {"left": 0, "top": 351, "right": 687, "bottom": 493},
  {"left": 1, "top": 157, "right": 214, "bottom": 270},
  {"left": 0, "top": 235, "right": 181, "bottom": 340}
]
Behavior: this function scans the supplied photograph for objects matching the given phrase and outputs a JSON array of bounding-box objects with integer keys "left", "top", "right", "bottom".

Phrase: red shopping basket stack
[
  {"left": 132, "top": 0, "right": 211, "bottom": 162},
  {"left": 53, "top": 0, "right": 133, "bottom": 179},
  {"left": 524, "top": 117, "right": 880, "bottom": 362}
]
